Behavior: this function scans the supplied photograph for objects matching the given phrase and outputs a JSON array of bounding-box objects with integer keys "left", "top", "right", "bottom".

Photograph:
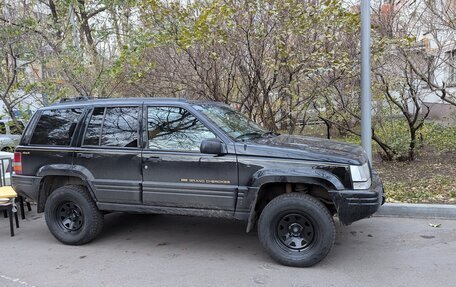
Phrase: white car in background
[{"left": 0, "top": 119, "right": 25, "bottom": 152}]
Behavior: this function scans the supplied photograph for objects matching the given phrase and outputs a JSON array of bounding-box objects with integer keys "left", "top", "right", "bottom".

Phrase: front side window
[
  {"left": 30, "top": 108, "right": 83, "bottom": 146},
  {"left": 83, "top": 107, "right": 139, "bottom": 147},
  {"left": 147, "top": 106, "right": 216, "bottom": 151}
]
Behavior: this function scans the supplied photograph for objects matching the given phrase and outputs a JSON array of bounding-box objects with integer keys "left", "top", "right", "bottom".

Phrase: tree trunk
[{"left": 408, "top": 127, "right": 416, "bottom": 161}]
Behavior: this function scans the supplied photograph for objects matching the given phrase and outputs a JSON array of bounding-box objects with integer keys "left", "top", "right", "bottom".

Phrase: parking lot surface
[{"left": 1, "top": 211, "right": 455, "bottom": 287}]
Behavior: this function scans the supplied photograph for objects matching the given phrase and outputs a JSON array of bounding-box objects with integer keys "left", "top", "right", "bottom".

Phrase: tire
[
  {"left": 45, "top": 185, "right": 104, "bottom": 245},
  {"left": 258, "top": 193, "right": 335, "bottom": 267}
]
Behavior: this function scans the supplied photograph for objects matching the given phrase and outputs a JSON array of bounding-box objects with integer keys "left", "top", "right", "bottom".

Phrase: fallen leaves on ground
[{"left": 375, "top": 150, "right": 456, "bottom": 204}]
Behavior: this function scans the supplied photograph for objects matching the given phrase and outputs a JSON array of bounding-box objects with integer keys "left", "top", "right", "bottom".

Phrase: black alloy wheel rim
[
  {"left": 276, "top": 212, "right": 315, "bottom": 251},
  {"left": 57, "top": 202, "right": 84, "bottom": 231}
]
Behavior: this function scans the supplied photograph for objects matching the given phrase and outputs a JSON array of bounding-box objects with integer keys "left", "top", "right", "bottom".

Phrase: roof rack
[
  {"left": 59, "top": 96, "right": 92, "bottom": 103},
  {"left": 52, "top": 97, "right": 191, "bottom": 106}
]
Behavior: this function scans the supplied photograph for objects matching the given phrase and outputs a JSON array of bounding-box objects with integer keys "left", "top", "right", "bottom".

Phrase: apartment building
[{"left": 379, "top": 0, "right": 456, "bottom": 121}]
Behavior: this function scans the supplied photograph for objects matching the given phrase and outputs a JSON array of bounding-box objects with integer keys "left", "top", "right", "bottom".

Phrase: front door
[{"left": 142, "top": 106, "right": 238, "bottom": 211}]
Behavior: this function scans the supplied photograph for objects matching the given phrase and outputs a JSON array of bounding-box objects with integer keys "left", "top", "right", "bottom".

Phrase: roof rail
[{"left": 59, "top": 96, "right": 91, "bottom": 103}]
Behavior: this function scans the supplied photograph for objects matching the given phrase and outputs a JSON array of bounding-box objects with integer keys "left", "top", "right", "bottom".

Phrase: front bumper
[{"left": 330, "top": 171, "right": 384, "bottom": 225}]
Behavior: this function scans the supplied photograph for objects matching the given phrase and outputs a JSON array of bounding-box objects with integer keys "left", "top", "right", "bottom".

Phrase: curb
[{"left": 375, "top": 203, "right": 456, "bottom": 220}]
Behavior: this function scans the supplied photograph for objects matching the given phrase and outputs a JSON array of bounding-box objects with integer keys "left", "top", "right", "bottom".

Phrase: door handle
[
  {"left": 144, "top": 156, "right": 161, "bottom": 163},
  {"left": 77, "top": 153, "right": 94, "bottom": 159}
]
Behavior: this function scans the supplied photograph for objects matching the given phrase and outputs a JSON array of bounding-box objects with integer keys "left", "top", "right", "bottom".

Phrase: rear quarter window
[{"left": 30, "top": 108, "right": 83, "bottom": 146}]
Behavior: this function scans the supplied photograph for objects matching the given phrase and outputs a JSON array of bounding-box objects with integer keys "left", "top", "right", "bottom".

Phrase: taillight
[{"left": 13, "top": 152, "right": 22, "bottom": 174}]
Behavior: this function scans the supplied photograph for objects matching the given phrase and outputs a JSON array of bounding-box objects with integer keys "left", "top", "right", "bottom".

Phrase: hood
[{"left": 235, "top": 134, "right": 368, "bottom": 165}]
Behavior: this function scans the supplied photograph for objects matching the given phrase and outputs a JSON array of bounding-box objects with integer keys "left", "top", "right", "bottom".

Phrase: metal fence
[{"left": 0, "top": 157, "right": 12, "bottom": 187}]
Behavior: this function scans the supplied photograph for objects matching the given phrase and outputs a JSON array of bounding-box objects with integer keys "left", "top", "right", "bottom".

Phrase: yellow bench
[
  {"left": 0, "top": 186, "right": 17, "bottom": 199},
  {"left": 0, "top": 186, "right": 19, "bottom": 236}
]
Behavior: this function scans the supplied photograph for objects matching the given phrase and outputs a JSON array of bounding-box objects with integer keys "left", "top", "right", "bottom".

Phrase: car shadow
[
  {"left": 96, "top": 212, "right": 265, "bottom": 258},
  {"left": 93, "top": 212, "right": 385, "bottom": 267}
]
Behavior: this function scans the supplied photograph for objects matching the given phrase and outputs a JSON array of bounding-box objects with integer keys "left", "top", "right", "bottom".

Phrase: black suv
[{"left": 12, "top": 97, "right": 384, "bottom": 267}]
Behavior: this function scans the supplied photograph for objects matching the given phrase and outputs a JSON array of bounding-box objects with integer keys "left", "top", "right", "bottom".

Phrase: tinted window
[
  {"left": 148, "top": 107, "right": 216, "bottom": 151},
  {"left": 101, "top": 107, "right": 139, "bottom": 147},
  {"left": 193, "top": 104, "right": 267, "bottom": 140},
  {"left": 83, "top": 108, "right": 104, "bottom": 146},
  {"left": 0, "top": 123, "right": 5, "bottom": 134},
  {"left": 8, "top": 121, "right": 25, "bottom": 135},
  {"left": 30, "top": 109, "right": 83, "bottom": 146}
]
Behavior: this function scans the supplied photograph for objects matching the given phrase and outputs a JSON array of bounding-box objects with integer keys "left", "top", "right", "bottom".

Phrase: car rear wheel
[
  {"left": 258, "top": 193, "right": 335, "bottom": 267},
  {"left": 45, "top": 185, "right": 103, "bottom": 245}
]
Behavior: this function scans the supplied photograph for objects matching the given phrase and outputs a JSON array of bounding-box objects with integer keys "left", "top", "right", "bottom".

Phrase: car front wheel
[
  {"left": 45, "top": 185, "right": 104, "bottom": 245},
  {"left": 258, "top": 193, "right": 336, "bottom": 267}
]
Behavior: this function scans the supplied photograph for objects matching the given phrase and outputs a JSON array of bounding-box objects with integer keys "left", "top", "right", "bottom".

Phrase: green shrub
[
  {"left": 421, "top": 123, "right": 456, "bottom": 152},
  {"left": 301, "top": 120, "right": 455, "bottom": 158},
  {"left": 347, "top": 120, "right": 455, "bottom": 158}
]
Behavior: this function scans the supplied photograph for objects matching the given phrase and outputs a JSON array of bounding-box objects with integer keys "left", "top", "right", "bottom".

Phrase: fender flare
[
  {"left": 245, "top": 168, "right": 344, "bottom": 232},
  {"left": 37, "top": 164, "right": 98, "bottom": 204}
]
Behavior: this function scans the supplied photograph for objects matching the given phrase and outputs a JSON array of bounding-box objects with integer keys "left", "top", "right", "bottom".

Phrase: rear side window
[
  {"left": 101, "top": 107, "right": 139, "bottom": 147},
  {"left": 30, "top": 108, "right": 83, "bottom": 146},
  {"left": 83, "top": 106, "right": 139, "bottom": 147},
  {"left": 83, "top": 107, "right": 104, "bottom": 146}
]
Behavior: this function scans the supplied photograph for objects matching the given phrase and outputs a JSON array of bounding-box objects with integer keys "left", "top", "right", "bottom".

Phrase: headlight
[{"left": 349, "top": 162, "right": 371, "bottom": 190}]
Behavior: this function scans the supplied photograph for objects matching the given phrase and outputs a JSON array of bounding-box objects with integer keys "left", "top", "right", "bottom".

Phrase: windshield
[{"left": 193, "top": 104, "right": 268, "bottom": 140}]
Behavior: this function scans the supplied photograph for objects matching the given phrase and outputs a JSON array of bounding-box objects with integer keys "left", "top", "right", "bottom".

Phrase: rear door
[
  {"left": 141, "top": 105, "right": 238, "bottom": 211},
  {"left": 74, "top": 105, "right": 142, "bottom": 204}
]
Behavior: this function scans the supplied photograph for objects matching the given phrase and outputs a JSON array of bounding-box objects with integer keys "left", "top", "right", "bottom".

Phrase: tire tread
[
  {"left": 45, "top": 185, "right": 103, "bottom": 245},
  {"left": 258, "top": 193, "right": 335, "bottom": 267}
]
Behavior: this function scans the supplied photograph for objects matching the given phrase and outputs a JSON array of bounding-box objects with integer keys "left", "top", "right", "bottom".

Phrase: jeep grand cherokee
[{"left": 12, "top": 97, "right": 384, "bottom": 267}]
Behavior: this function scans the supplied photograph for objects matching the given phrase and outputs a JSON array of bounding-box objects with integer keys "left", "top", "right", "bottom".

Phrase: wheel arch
[
  {"left": 245, "top": 169, "right": 343, "bottom": 232},
  {"left": 36, "top": 165, "right": 97, "bottom": 213}
]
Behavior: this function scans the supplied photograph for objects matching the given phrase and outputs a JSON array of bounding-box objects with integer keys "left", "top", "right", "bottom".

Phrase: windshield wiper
[
  {"left": 235, "top": 131, "right": 278, "bottom": 141},
  {"left": 261, "top": 131, "right": 278, "bottom": 137},
  {"left": 235, "top": 132, "right": 263, "bottom": 140}
]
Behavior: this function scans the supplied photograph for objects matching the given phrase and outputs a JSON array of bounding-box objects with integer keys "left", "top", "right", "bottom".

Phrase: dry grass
[{"left": 375, "top": 150, "right": 456, "bottom": 204}]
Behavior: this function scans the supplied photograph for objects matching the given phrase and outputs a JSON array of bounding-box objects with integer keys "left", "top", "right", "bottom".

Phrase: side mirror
[{"left": 200, "top": 138, "right": 226, "bottom": 155}]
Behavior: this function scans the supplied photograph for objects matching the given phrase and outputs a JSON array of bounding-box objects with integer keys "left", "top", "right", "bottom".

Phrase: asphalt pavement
[{"left": 1, "top": 210, "right": 455, "bottom": 287}]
